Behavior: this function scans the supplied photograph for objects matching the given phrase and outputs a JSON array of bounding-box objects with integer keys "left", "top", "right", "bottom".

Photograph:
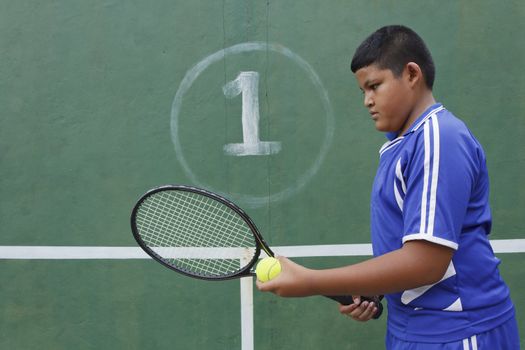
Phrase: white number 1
[{"left": 222, "top": 71, "right": 281, "bottom": 156}]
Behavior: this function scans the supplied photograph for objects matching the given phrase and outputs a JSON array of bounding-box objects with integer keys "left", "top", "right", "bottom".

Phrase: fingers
[
  {"left": 338, "top": 296, "right": 359, "bottom": 313},
  {"left": 255, "top": 256, "right": 313, "bottom": 297},
  {"left": 339, "top": 298, "right": 378, "bottom": 322},
  {"left": 354, "top": 301, "right": 378, "bottom": 321},
  {"left": 256, "top": 277, "right": 279, "bottom": 292},
  {"left": 338, "top": 302, "right": 359, "bottom": 314}
]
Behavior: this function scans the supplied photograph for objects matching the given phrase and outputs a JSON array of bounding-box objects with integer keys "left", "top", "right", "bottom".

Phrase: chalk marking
[
  {"left": 223, "top": 71, "right": 281, "bottom": 156},
  {"left": 171, "top": 42, "right": 334, "bottom": 207}
]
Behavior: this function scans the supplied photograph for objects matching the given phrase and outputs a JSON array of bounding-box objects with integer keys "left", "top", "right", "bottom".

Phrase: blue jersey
[{"left": 370, "top": 103, "right": 515, "bottom": 343}]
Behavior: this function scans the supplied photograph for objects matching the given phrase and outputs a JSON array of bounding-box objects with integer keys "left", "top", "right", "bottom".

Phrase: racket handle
[{"left": 325, "top": 295, "right": 383, "bottom": 319}]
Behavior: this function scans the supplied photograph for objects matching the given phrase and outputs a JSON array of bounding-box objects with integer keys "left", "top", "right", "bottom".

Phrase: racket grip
[{"left": 325, "top": 295, "right": 383, "bottom": 319}]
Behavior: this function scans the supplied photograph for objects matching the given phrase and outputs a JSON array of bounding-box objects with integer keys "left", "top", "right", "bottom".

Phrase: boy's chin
[
  {"left": 375, "top": 124, "right": 393, "bottom": 133},
  {"left": 375, "top": 124, "right": 400, "bottom": 137}
]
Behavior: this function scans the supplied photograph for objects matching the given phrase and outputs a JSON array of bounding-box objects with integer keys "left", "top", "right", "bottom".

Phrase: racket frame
[{"left": 131, "top": 184, "right": 273, "bottom": 281}]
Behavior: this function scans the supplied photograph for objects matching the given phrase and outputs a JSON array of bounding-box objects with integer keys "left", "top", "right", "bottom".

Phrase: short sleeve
[{"left": 401, "top": 116, "right": 479, "bottom": 250}]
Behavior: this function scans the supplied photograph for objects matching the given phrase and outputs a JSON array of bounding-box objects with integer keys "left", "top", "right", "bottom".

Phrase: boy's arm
[{"left": 256, "top": 240, "right": 454, "bottom": 298}]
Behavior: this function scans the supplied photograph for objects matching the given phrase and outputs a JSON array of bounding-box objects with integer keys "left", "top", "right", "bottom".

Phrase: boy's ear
[{"left": 405, "top": 62, "right": 423, "bottom": 87}]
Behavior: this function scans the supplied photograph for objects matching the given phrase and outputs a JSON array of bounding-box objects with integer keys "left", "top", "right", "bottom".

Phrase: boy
[{"left": 257, "top": 25, "right": 520, "bottom": 349}]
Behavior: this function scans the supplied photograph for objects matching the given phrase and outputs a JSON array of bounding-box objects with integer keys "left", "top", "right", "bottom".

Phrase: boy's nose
[{"left": 364, "top": 93, "right": 374, "bottom": 107}]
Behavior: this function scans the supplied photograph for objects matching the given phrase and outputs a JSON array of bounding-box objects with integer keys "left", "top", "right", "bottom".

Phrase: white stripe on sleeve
[
  {"left": 427, "top": 116, "right": 440, "bottom": 235},
  {"left": 419, "top": 122, "right": 431, "bottom": 233}
]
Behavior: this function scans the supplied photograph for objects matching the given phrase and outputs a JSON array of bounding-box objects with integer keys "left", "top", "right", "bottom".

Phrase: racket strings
[
  {"left": 135, "top": 190, "right": 257, "bottom": 277},
  {"left": 137, "top": 195, "right": 245, "bottom": 276}
]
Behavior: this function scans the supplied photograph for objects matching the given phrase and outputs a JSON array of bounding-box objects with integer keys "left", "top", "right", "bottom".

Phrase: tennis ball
[{"left": 256, "top": 257, "right": 282, "bottom": 282}]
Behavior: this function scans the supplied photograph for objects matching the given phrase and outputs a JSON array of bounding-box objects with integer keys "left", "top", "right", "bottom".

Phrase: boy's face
[{"left": 355, "top": 64, "right": 415, "bottom": 135}]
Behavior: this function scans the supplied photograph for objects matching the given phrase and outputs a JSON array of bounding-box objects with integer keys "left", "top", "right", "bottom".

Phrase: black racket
[{"left": 130, "top": 184, "right": 383, "bottom": 318}]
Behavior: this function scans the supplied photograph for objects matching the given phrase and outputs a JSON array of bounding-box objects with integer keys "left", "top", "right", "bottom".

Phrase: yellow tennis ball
[{"left": 255, "top": 257, "right": 282, "bottom": 282}]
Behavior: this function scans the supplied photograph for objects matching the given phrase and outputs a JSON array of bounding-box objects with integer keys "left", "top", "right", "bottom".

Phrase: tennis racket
[{"left": 130, "top": 184, "right": 383, "bottom": 318}]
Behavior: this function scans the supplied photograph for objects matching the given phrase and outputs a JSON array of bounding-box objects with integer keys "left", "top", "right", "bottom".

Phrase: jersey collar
[
  {"left": 379, "top": 103, "right": 444, "bottom": 156},
  {"left": 384, "top": 103, "right": 444, "bottom": 141}
]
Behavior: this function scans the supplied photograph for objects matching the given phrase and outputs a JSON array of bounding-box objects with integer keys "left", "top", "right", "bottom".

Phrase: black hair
[{"left": 351, "top": 25, "right": 435, "bottom": 89}]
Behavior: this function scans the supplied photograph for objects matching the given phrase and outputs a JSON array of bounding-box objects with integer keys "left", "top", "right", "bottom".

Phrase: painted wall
[{"left": 1, "top": 1, "right": 524, "bottom": 349}]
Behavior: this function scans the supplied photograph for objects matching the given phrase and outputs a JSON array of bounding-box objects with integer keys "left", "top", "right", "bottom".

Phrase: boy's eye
[{"left": 370, "top": 83, "right": 380, "bottom": 90}]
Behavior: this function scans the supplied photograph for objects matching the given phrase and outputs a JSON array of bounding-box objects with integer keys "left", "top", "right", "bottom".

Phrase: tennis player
[{"left": 257, "top": 25, "right": 520, "bottom": 349}]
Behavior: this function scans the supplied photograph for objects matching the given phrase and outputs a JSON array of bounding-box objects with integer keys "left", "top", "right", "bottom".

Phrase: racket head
[{"left": 131, "top": 185, "right": 273, "bottom": 280}]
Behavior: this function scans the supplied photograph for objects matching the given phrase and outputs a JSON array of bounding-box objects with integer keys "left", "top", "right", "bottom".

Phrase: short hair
[{"left": 351, "top": 25, "right": 435, "bottom": 89}]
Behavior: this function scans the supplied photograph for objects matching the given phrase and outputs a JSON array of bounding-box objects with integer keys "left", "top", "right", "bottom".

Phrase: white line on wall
[{"left": 0, "top": 239, "right": 523, "bottom": 259}]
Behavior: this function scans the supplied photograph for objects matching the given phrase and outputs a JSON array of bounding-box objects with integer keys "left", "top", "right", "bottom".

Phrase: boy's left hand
[
  {"left": 255, "top": 256, "right": 315, "bottom": 297},
  {"left": 338, "top": 296, "right": 379, "bottom": 322}
]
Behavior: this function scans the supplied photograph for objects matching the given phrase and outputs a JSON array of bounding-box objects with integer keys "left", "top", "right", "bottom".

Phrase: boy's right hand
[{"left": 339, "top": 296, "right": 379, "bottom": 322}]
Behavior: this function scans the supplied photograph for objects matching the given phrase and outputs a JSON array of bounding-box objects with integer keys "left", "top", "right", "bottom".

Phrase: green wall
[{"left": 1, "top": 1, "right": 523, "bottom": 348}]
